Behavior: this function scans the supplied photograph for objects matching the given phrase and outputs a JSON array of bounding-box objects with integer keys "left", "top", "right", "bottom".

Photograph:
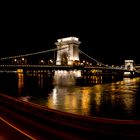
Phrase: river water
[{"left": 0, "top": 71, "right": 140, "bottom": 120}]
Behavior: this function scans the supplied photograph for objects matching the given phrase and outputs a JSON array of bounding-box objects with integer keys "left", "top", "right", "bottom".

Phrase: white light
[
  {"left": 124, "top": 72, "right": 131, "bottom": 75},
  {"left": 57, "top": 37, "right": 79, "bottom": 42},
  {"left": 52, "top": 88, "right": 57, "bottom": 105},
  {"left": 125, "top": 60, "right": 134, "bottom": 63}
]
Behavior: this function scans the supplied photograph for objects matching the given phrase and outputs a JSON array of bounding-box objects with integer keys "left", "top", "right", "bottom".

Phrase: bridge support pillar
[
  {"left": 55, "top": 37, "right": 81, "bottom": 66},
  {"left": 124, "top": 60, "right": 135, "bottom": 77}
]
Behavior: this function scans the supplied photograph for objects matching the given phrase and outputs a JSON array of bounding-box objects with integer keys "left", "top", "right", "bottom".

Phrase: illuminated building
[
  {"left": 124, "top": 60, "right": 134, "bottom": 76},
  {"left": 55, "top": 37, "right": 81, "bottom": 66}
]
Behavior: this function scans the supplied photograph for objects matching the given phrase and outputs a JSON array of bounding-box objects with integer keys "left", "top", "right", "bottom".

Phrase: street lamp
[
  {"left": 40, "top": 60, "right": 45, "bottom": 64},
  {"left": 12, "top": 58, "right": 17, "bottom": 64},
  {"left": 48, "top": 59, "right": 53, "bottom": 65}
]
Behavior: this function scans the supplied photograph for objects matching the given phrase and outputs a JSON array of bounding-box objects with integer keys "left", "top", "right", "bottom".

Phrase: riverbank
[{"left": 0, "top": 93, "right": 140, "bottom": 139}]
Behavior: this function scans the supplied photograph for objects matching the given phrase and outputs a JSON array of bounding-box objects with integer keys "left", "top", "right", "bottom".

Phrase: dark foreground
[{"left": 0, "top": 93, "right": 140, "bottom": 140}]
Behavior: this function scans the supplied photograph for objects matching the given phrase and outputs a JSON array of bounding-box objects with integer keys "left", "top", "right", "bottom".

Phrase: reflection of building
[
  {"left": 55, "top": 37, "right": 81, "bottom": 66},
  {"left": 53, "top": 70, "right": 76, "bottom": 86}
]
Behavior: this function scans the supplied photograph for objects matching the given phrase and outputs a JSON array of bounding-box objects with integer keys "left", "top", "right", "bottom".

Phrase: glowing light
[
  {"left": 125, "top": 60, "right": 134, "bottom": 63},
  {"left": 124, "top": 72, "right": 131, "bottom": 75},
  {"left": 73, "top": 70, "right": 81, "bottom": 77},
  {"left": 53, "top": 70, "right": 76, "bottom": 86},
  {"left": 18, "top": 73, "right": 24, "bottom": 94},
  {"left": 68, "top": 61, "right": 73, "bottom": 65},
  {"left": 52, "top": 88, "right": 57, "bottom": 105},
  {"left": 81, "top": 89, "right": 90, "bottom": 114},
  {"left": 17, "top": 69, "right": 23, "bottom": 73},
  {"left": 57, "top": 37, "right": 79, "bottom": 42}
]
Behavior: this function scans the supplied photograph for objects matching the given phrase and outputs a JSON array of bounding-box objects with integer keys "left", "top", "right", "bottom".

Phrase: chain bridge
[{"left": 0, "top": 37, "right": 139, "bottom": 77}]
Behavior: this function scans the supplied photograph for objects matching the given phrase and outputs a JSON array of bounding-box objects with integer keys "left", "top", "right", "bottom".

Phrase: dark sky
[{"left": 0, "top": 2, "right": 139, "bottom": 65}]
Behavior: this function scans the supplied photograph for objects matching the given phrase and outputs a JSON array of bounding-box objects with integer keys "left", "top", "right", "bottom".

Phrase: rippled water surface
[{"left": 0, "top": 71, "right": 140, "bottom": 120}]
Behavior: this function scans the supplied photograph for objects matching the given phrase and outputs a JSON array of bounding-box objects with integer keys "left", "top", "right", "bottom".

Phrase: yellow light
[{"left": 17, "top": 69, "right": 23, "bottom": 73}]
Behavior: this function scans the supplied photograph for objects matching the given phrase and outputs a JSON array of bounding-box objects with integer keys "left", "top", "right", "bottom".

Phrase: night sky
[{"left": 0, "top": 2, "right": 139, "bottom": 65}]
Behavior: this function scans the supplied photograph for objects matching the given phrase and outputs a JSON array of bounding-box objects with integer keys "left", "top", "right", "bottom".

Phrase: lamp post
[
  {"left": 48, "top": 59, "right": 53, "bottom": 65},
  {"left": 40, "top": 59, "right": 45, "bottom": 64}
]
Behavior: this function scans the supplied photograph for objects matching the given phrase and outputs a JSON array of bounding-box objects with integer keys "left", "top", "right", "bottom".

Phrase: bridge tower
[
  {"left": 55, "top": 37, "right": 81, "bottom": 65},
  {"left": 124, "top": 60, "right": 134, "bottom": 71},
  {"left": 124, "top": 60, "right": 135, "bottom": 76}
]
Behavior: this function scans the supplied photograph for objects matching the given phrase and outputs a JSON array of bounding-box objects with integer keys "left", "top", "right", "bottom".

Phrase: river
[{"left": 0, "top": 70, "right": 140, "bottom": 120}]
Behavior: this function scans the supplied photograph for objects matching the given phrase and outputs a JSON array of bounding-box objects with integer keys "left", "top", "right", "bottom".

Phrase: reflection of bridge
[{"left": 0, "top": 37, "right": 140, "bottom": 77}]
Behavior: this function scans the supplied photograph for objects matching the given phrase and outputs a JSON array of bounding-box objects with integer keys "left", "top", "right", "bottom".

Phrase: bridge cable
[
  {"left": 1, "top": 47, "right": 109, "bottom": 68},
  {"left": 0, "top": 48, "right": 58, "bottom": 60},
  {"left": 0, "top": 47, "right": 68, "bottom": 61},
  {"left": 79, "top": 49, "right": 108, "bottom": 67}
]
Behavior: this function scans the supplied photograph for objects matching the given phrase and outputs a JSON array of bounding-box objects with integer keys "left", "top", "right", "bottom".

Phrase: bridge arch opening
[
  {"left": 55, "top": 37, "right": 81, "bottom": 66},
  {"left": 124, "top": 60, "right": 135, "bottom": 76},
  {"left": 61, "top": 52, "right": 68, "bottom": 66},
  {"left": 125, "top": 60, "right": 134, "bottom": 71}
]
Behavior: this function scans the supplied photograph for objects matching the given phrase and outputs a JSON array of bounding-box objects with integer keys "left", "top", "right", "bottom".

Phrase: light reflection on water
[
  {"left": 18, "top": 73, "right": 24, "bottom": 95},
  {"left": 46, "top": 86, "right": 91, "bottom": 115},
  {"left": 0, "top": 71, "right": 140, "bottom": 120}
]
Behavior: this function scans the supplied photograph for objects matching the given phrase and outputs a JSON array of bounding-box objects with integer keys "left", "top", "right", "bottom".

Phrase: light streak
[{"left": 0, "top": 117, "right": 37, "bottom": 140}]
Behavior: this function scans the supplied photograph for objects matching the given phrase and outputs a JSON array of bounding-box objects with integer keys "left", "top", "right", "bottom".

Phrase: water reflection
[
  {"left": 93, "top": 85, "right": 102, "bottom": 112},
  {"left": 18, "top": 72, "right": 24, "bottom": 95},
  {"left": 110, "top": 78, "right": 139, "bottom": 116},
  {"left": 83, "top": 76, "right": 103, "bottom": 84},
  {"left": 46, "top": 77, "right": 140, "bottom": 119},
  {"left": 37, "top": 74, "right": 44, "bottom": 88},
  {"left": 1, "top": 71, "right": 140, "bottom": 119},
  {"left": 53, "top": 70, "right": 77, "bottom": 86},
  {"left": 47, "top": 86, "right": 91, "bottom": 115}
]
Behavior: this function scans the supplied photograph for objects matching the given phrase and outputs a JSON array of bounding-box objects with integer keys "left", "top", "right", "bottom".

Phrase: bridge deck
[{"left": 0, "top": 64, "right": 135, "bottom": 72}]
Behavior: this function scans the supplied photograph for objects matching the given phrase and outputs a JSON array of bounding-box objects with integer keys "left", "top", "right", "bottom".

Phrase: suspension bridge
[{"left": 0, "top": 37, "right": 139, "bottom": 77}]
